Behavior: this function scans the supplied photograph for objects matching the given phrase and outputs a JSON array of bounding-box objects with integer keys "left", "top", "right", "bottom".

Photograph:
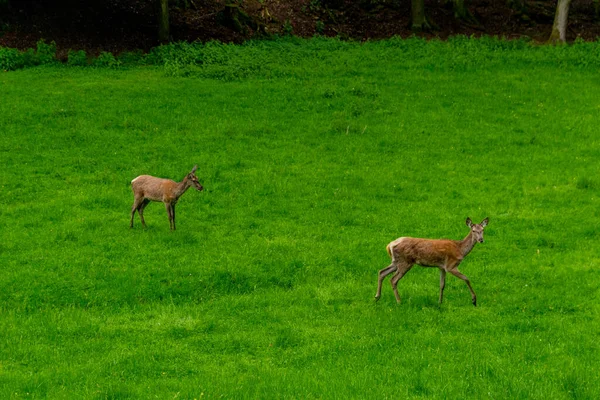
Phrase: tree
[
  {"left": 448, "top": 0, "right": 476, "bottom": 23},
  {"left": 158, "top": 0, "right": 170, "bottom": 43},
  {"left": 411, "top": 0, "right": 430, "bottom": 31},
  {"left": 548, "top": 0, "right": 572, "bottom": 43}
]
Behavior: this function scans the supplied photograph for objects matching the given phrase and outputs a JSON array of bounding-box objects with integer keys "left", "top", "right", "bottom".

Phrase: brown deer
[
  {"left": 375, "top": 217, "right": 488, "bottom": 306},
  {"left": 130, "top": 165, "right": 203, "bottom": 230}
]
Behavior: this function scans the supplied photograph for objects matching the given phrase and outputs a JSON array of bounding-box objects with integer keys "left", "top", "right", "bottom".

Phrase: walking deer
[
  {"left": 375, "top": 217, "right": 488, "bottom": 306},
  {"left": 130, "top": 165, "right": 203, "bottom": 230}
]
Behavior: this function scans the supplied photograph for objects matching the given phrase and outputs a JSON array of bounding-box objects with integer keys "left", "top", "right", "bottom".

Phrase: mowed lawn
[{"left": 1, "top": 39, "right": 599, "bottom": 398}]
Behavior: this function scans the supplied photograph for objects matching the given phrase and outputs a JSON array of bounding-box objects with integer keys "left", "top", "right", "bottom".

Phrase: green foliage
[
  {"left": 4, "top": 36, "right": 600, "bottom": 76},
  {"left": 316, "top": 20, "right": 325, "bottom": 34},
  {"left": 67, "top": 49, "right": 87, "bottom": 66},
  {"left": 93, "top": 51, "right": 121, "bottom": 68},
  {"left": 283, "top": 19, "right": 294, "bottom": 35},
  {"left": 0, "top": 46, "right": 24, "bottom": 70},
  {"left": 132, "top": 36, "right": 600, "bottom": 82},
  {"left": 146, "top": 41, "right": 204, "bottom": 66},
  {"left": 1, "top": 38, "right": 600, "bottom": 398},
  {"left": 154, "top": 35, "right": 600, "bottom": 79},
  {"left": 0, "top": 40, "right": 57, "bottom": 70},
  {"left": 118, "top": 49, "right": 145, "bottom": 66},
  {"left": 35, "top": 39, "right": 57, "bottom": 65},
  {"left": 65, "top": 49, "right": 135, "bottom": 69},
  {"left": 150, "top": 41, "right": 266, "bottom": 80},
  {"left": 0, "top": 48, "right": 35, "bottom": 71}
]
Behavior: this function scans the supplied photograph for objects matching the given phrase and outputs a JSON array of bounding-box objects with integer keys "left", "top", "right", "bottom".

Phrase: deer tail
[{"left": 386, "top": 243, "right": 394, "bottom": 261}]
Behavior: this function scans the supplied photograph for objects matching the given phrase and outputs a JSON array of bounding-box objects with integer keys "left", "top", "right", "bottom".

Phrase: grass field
[{"left": 1, "top": 37, "right": 600, "bottom": 398}]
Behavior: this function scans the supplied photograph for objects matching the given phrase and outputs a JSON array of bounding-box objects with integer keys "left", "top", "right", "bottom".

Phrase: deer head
[
  {"left": 188, "top": 165, "right": 204, "bottom": 191},
  {"left": 466, "top": 217, "right": 489, "bottom": 243}
]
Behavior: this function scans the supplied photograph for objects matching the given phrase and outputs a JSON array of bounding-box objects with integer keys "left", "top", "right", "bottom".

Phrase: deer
[
  {"left": 130, "top": 165, "right": 204, "bottom": 230},
  {"left": 375, "top": 217, "right": 488, "bottom": 307}
]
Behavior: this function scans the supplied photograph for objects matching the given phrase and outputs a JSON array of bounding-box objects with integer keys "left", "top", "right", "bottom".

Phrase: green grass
[{"left": 1, "top": 37, "right": 600, "bottom": 398}]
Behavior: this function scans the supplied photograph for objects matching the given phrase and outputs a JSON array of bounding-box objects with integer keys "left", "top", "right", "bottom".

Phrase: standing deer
[
  {"left": 375, "top": 217, "right": 488, "bottom": 306},
  {"left": 130, "top": 165, "right": 203, "bottom": 230}
]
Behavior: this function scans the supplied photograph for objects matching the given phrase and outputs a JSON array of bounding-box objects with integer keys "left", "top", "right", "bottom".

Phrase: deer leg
[
  {"left": 172, "top": 204, "right": 176, "bottom": 230},
  {"left": 390, "top": 262, "right": 413, "bottom": 304},
  {"left": 130, "top": 197, "right": 144, "bottom": 228},
  {"left": 439, "top": 269, "right": 447, "bottom": 304},
  {"left": 449, "top": 269, "right": 477, "bottom": 306},
  {"left": 138, "top": 199, "right": 150, "bottom": 228},
  {"left": 375, "top": 264, "right": 397, "bottom": 301},
  {"left": 165, "top": 203, "right": 174, "bottom": 230}
]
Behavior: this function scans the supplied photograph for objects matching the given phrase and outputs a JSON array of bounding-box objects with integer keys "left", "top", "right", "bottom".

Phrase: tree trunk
[
  {"left": 411, "top": 0, "right": 430, "bottom": 31},
  {"left": 158, "top": 0, "right": 170, "bottom": 43},
  {"left": 448, "top": 0, "right": 477, "bottom": 23},
  {"left": 548, "top": 0, "right": 572, "bottom": 43},
  {"left": 452, "top": 0, "right": 468, "bottom": 18}
]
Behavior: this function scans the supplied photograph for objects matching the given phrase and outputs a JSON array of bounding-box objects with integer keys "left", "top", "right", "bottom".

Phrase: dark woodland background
[{"left": 1, "top": 1, "right": 599, "bottom": 56}]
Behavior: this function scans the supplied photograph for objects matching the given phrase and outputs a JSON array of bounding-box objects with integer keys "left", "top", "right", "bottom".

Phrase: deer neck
[
  {"left": 173, "top": 177, "right": 192, "bottom": 200},
  {"left": 458, "top": 231, "right": 478, "bottom": 258}
]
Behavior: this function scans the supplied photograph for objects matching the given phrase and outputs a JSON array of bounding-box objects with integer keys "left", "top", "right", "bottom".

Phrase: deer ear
[
  {"left": 480, "top": 217, "right": 489, "bottom": 228},
  {"left": 191, "top": 165, "right": 197, "bottom": 174},
  {"left": 466, "top": 217, "right": 473, "bottom": 228}
]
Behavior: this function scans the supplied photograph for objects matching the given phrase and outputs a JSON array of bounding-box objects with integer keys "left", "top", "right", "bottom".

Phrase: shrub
[
  {"left": 146, "top": 41, "right": 206, "bottom": 66},
  {"left": 67, "top": 50, "right": 87, "bottom": 66},
  {"left": 93, "top": 52, "right": 121, "bottom": 68},
  {"left": 0, "top": 47, "right": 23, "bottom": 71},
  {"left": 163, "top": 59, "right": 202, "bottom": 77},
  {"left": 118, "top": 50, "right": 145, "bottom": 66},
  {"left": 283, "top": 20, "right": 294, "bottom": 36},
  {"left": 316, "top": 20, "right": 325, "bottom": 34},
  {"left": 1, "top": 42, "right": 56, "bottom": 71},
  {"left": 36, "top": 39, "right": 57, "bottom": 65},
  {"left": 22, "top": 49, "right": 37, "bottom": 66}
]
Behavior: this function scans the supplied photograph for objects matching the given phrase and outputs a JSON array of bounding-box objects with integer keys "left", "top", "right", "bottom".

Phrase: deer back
[
  {"left": 389, "top": 237, "right": 462, "bottom": 268},
  {"left": 131, "top": 175, "right": 179, "bottom": 202}
]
